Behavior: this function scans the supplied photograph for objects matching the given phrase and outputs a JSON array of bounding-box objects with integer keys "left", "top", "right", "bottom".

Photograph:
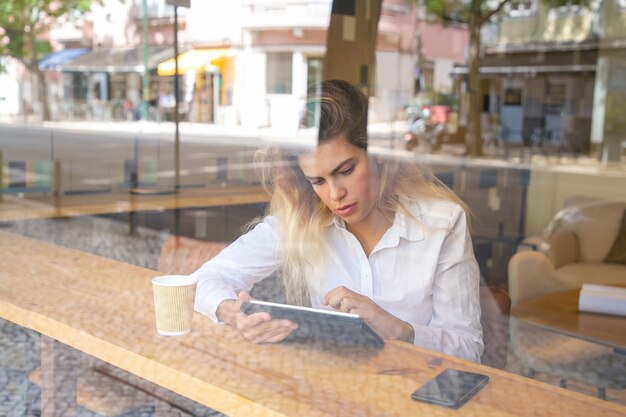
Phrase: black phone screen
[{"left": 410, "top": 369, "right": 489, "bottom": 408}]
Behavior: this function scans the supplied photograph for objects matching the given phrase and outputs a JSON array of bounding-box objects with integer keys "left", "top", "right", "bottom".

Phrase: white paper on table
[{"left": 578, "top": 284, "right": 626, "bottom": 317}]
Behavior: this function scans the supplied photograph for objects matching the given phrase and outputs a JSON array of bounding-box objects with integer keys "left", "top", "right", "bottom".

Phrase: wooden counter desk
[
  {"left": 511, "top": 286, "right": 626, "bottom": 351},
  {"left": 0, "top": 184, "right": 270, "bottom": 222},
  {"left": 1, "top": 230, "right": 625, "bottom": 417}
]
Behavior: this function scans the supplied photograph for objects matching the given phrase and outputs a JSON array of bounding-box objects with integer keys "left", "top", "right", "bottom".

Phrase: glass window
[
  {"left": 544, "top": 81, "right": 566, "bottom": 115},
  {"left": 504, "top": 87, "right": 522, "bottom": 105},
  {"left": 507, "top": 0, "right": 536, "bottom": 17},
  {"left": 2, "top": 0, "right": 626, "bottom": 415},
  {"left": 64, "top": 72, "right": 88, "bottom": 100},
  {"left": 266, "top": 52, "right": 293, "bottom": 94}
]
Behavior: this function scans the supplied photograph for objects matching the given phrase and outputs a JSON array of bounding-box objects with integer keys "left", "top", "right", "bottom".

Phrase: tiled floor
[
  {"left": 0, "top": 215, "right": 164, "bottom": 270},
  {"left": 0, "top": 318, "right": 223, "bottom": 417},
  {"left": 504, "top": 350, "right": 626, "bottom": 407},
  {"left": 0, "top": 215, "right": 225, "bottom": 417}
]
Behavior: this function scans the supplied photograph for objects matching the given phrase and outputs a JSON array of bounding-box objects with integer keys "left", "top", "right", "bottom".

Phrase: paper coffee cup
[{"left": 152, "top": 275, "right": 197, "bottom": 336}]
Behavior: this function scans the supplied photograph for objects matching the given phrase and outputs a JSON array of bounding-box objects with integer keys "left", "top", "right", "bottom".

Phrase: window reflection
[{"left": 0, "top": 0, "right": 625, "bottom": 414}]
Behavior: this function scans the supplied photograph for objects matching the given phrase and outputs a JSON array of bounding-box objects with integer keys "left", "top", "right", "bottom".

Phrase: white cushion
[
  {"left": 547, "top": 202, "right": 626, "bottom": 262},
  {"left": 554, "top": 263, "right": 626, "bottom": 287}
]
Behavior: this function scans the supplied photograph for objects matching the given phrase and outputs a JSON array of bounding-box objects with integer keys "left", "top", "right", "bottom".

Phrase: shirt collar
[
  {"left": 331, "top": 216, "right": 345, "bottom": 230},
  {"left": 393, "top": 199, "right": 425, "bottom": 242},
  {"left": 329, "top": 198, "right": 425, "bottom": 243}
]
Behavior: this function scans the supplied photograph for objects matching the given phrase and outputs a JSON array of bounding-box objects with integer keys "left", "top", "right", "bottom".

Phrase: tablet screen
[{"left": 241, "top": 300, "right": 384, "bottom": 348}]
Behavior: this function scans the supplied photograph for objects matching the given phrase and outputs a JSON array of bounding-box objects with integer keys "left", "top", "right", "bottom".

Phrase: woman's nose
[{"left": 329, "top": 181, "right": 346, "bottom": 201}]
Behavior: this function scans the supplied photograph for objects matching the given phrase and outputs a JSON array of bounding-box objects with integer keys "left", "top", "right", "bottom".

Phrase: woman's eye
[
  {"left": 309, "top": 178, "right": 325, "bottom": 186},
  {"left": 339, "top": 166, "right": 354, "bottom": 176}
]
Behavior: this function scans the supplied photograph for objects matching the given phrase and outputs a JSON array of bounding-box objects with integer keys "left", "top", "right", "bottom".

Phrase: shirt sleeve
[
  {"left": 410, "top": 206, "right": 484, "bottom": 362},
  {"left": 190, "top": 216, "right": 280, "bottom": 322}
]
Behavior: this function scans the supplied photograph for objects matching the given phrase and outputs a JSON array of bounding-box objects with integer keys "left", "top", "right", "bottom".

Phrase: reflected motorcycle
[{"left": 403, "top": 117, "right": 446, "bottom": 152}]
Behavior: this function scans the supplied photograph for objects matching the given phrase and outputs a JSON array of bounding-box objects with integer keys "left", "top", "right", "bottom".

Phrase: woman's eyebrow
[
  {"left": 330, "top": 158, "right": 356, "bottom": 175},
  {"left": 303, "top": 157, "right": 356, "bottom": 181}
]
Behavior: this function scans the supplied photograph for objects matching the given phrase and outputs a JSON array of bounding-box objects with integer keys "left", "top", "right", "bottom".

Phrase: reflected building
[
  {"left": 10, "top": 0, "right": 469, "bottom": 127},
  {"left": 452, "top": 0, "right": 626, "bottom": 160}
]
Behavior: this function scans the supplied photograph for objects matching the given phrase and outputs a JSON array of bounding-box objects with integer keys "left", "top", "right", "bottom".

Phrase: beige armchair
[
  {"left": 509, "top": 201, "right": 626, "bottom": 307},
  {"left": 508, "top": 201, "right": 626, "bottom": 399}
]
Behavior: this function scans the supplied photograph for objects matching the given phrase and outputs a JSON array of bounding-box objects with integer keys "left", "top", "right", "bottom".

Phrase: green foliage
[
  {"left": 0, "top": 0, "right": 99, "bottom": 64},
  {"left": 424, "top": 0, "right": 450, "bottom": 19},
  {"left": 424, "top": 0, "right": 468, "bottom": 23},
  {"left": 423, "top": 0, "right": 593, "bottom": 25},
  {"left": 411, "top": 90, "right": 458, "bottom": 108},
  {"left": 543, "top": 0, "right": 592, "bottom": 8},
  {"left": 433, "top": 91, "right": 457, "bottom": 107}
]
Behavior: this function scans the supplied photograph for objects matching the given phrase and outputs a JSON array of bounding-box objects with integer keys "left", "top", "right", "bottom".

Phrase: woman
[{"left": 191, "top": 80, "right": 483, "bottom": 362}]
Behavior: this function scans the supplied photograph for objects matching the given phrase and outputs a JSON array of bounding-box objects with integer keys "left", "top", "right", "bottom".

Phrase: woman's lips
[{"left": 335, "top": 203, "right": 356, "bottom": 216}]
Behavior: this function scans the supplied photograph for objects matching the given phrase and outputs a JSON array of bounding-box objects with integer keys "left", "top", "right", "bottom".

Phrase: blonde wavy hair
[{"left": 256, "top": 80, "right": 467, "bottom": 306}]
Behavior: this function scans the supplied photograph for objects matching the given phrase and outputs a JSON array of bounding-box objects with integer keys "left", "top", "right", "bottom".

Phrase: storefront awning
[
  {"left": 450, "top": 64, "right": 597, "bottom": 77},
  {"left": 60, "top": 46, "right": 175, "bottom": 73},
  {"left": 39, "top": 48, "right": 90, "bottom": 71},
  {"left": 157, "top": 49, "right": 234, "bottom": 76}
]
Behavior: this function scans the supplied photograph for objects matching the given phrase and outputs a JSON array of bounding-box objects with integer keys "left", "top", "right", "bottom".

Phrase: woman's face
[{"left": 298, "top": 137, "right": 382, "bottom": 228}]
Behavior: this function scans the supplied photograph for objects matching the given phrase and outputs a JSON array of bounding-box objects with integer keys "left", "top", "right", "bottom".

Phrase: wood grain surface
[
  {"left": 0, "top": 185, "right": 269, "bottom": 221},
  {"left": 512, "top": 286, "right": 626, "bottom": 350},
  {"left": 1, "top": 230, "right": 625, "bottom": 417}
]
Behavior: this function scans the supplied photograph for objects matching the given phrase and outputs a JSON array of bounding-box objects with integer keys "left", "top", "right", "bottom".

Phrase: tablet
[{"left": 241, "top": 300, "right": 384, "bottom": 348}]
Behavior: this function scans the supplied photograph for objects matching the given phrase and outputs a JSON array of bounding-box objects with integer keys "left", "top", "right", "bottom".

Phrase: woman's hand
[
  {"left": 217, "top": 292, "right": 298, "bottom": 343},
  {"left": 323, "top": 286, "right": 415, "bottom": 343}
]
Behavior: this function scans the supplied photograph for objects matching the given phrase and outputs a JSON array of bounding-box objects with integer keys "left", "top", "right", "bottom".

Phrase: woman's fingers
[
  {"left": 235, "top": 310, "right": 270, "bottom": 327},
  {"left": 235, "top": 311, "right": 297, "bottom": 343},
  {"left": 338, "top": 297, "right": 354, "bottom": 313},
  {"left": 234, "top": 294, "right": 298, "bottom": 344},
  {"left": 324, "top": 286, "right": 372, "bottom": 314},
  {"left": 323, "top": 286, "right": 413, "bottom": 341},
  {"left": 323, "top": 286, "right": 353, "bottom": 309},
  {"left": 237, "top": 290, "right": 252, "bottom": 304},
  {"left": 234, "top": 290, "right": 252, "bottom": 313},
  {"left": 251, "top": 322, "right": 297, "bottom": 343},
  {"left": 246, "top": 320, "right": 297, "bottom": 343}
]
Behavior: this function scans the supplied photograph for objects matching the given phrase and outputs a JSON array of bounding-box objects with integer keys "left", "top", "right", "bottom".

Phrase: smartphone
[{"left": 410, "top": 369, "right": 489, "bottom": 408}]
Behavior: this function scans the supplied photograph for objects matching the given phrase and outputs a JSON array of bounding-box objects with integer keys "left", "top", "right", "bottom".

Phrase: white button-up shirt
[{"left": 192, "top": 197, "right": 483, "bottom": 362}]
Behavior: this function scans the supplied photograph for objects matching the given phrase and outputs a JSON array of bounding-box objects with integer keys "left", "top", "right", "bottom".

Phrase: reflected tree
[
  {"left": 0, "top": 0, "right": 101, "bottom": 121},
  {"left": 419, "top": 0, "right": 592, "bottom": 156}
]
